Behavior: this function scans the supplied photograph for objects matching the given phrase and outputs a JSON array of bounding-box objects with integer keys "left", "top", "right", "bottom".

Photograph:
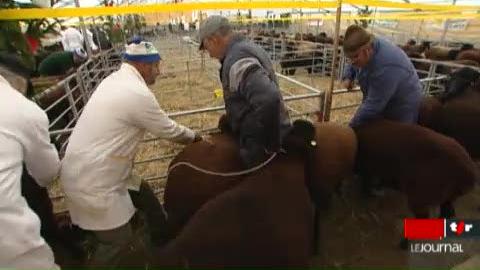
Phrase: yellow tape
[
  {"left": 0, "top": 0, "right": 478, "bottom": 20},
  {"left": 0, "top": 1, "right": 337, "bottom": 20}
]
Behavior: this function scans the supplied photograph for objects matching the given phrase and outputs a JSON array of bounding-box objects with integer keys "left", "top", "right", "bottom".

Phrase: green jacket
[{"left": 38, "top": 51, "right": 74, "bottom": 76}]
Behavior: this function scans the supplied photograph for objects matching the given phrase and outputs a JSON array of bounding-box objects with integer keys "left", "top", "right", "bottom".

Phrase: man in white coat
[
  {"left": 60, "top": 40, "right": 201, "bottom": 266},
  {"left": 61, "top": 26, "right": 84, "bottom": 52},
  {"left": 0, "top": 58, "right": 60, "bottom": 268}
]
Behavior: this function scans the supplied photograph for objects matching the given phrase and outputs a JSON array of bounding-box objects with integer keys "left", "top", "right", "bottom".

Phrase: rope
[{"left": 167, "top": 152, "right": 278, "bottom": 178}]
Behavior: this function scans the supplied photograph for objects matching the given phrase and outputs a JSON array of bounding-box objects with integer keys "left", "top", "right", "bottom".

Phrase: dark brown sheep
[
  {"left": 456, "top": 49, "right": 480, "bottom": 65},
  {"left": 164, "top": 121, "right": 357, "bottom": 237},
  {"left": 355, "top": 120, "right": 477, "bottom": 219},
  {"left": 155, "top": 153, "right": 314, "bottom": 267},
  {"left": 419, "top": 67, "right": 480, "bottom": 159}
]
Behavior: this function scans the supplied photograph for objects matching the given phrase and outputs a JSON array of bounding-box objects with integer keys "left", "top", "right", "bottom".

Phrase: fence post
[
  {"left": 424, "top": 62, "right": 436, "bottom": 96},
  {"left": 324, "top": 0, "right": 343, "bottom": 122},
  {"left": 65, "top": 81, "right": 79, "bottom": 122},
  {"left": 76, "top": 71, "right": 89, "bottom": 106}
]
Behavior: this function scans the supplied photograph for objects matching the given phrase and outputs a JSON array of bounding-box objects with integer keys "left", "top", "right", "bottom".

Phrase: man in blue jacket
[
  {"left": 341, "top": 25, "right": 422, "bottom": 128},
  {"left": 198, "top": 16, "right": 291, "bottom": 168}
]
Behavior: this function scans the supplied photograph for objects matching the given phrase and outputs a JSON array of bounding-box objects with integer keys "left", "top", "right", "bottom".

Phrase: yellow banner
[
  {"left": 0, "top": 0, "right": 479, "bottom": 20},
  {"left": 0, "top": 1, "right": 336, "bottom": 20}
]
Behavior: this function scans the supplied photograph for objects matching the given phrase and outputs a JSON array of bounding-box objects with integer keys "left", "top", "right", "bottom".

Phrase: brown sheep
[
  {"left": 456, "top": 49, "right": 480, "bottom": 65},
  {"left": 425, "top": 46, "right": 451, "bottom": 61},
  {"left": 156, "top": 142, "right": 314, "bottom": 267},
  {"left": 419, "top": 67, "right": 480, "bottom": 159},
  {"left": 306, "top": 122, "right": 357, "bottom": 209},
  {"left": 418, "top": 96, "right": 442, "bottom": 127},
  {"left": 164, "top": 121, "right": 356, "bottom": 237},
  {"left": 355, "top": 120, "right": 477, "bottom": 220}
]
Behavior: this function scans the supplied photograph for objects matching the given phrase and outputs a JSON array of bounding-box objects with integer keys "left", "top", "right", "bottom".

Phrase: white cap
[{"left": 123, "top": 41, "right": 161, "bottom": 63}]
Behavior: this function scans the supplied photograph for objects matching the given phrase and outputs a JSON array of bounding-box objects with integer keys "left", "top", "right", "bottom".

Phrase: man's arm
[
  {"left": 22, "top": 107, "right": 60, "bottom": 187},
  {"left": 130, "top": 91, "right": 197, "bottom": 144},
  {"left": 341, "top": 64, "right": 358, "bottom": 90},
  {"left": 342, "top": 64, "right": 358, "bottom": 82},
  {"left": 349, "top": 67, "right": 405, "bottom": 127}
]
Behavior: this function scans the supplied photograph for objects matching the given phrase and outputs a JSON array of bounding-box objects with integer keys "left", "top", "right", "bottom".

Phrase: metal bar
[
  {"left": 42, "top": 90, "right": 69, "bottom": 113},
  {"left": 284, "top": 92, "right": 323, "bottom": 102},
  {"left": 333, "top": 87, "right": 361, "bottom": 94},
  {"left": 290, "top": 110, "right": 323, "bottom": 118},
  {"left": 167, "top": 106, "right": 225, "bottom": 118},
  {"left": 76, "top": 71, "right": 89, "bottom": 105},
  {"left": 420, "top": 75, "right": 448, "bottom": 82},
  {"left": 65, "top": 82, "right": 79, "bottom": 122},
  {"left": 49, "top": 105, "right": 72, "bottom": 128},
  {"left": 74, "top": 95, "right": 83, "bottom": 105},
  {"left": 65, "top": 114, "right": 77, "bottom": 129},
  {"left": 282, "top": 88, "right": 317, "bottom": 108},
  {"left": 146, "top": 175, "right": 167, "bottom": 182},
  {"left": 410, "top": 58, "right": 480, "bottom": 71},
  {"left": 285, "top": 104, "right": 301, "bottom": 115},
  {"left": 276, "top": 73, "right": 322, "bottom": 94},
  {"left": 325, "top": 0, "right": 343, "bottom": 122},
  {"left": 331, "top": 103, "right": 361, "bottom": 111},
  {"left": 74, "top": 0, "right": 92, "bottom": 58},
  {"left": 50, "top": 128, "right": 74, "bottom": 136}
]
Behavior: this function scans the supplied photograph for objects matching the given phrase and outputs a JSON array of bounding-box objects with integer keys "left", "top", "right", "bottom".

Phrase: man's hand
[
  {"left": 193, "top": 132, "right": 203, "bottom": 143},
  {"left": 341, "top": 79, "right": 354, "bottom": 91}
]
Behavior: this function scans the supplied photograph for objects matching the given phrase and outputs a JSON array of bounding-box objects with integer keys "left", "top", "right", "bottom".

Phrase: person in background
[
  {"left": 91, "top": 26, "right": 112, "bottom": 50},
  {"left": 60, "top": 40, "right": 202, "bottom": 267},
  {"left": 86, "top": 28, "right": 99, "bottom": 53},
  {"left": 37, "top": 47, "right": 88, "bottom": 77},
  {"left": 60, "top": 25, "right": 84, "bottom": 52}
]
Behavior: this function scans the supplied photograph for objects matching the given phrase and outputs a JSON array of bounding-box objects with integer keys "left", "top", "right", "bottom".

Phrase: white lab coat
[
  {"left": 0, "top": 76, "right": 60, "bottom": 267},
  {"left": 86, "top": 29, "right": 98, "bottom": 51},
  {"left": 60, "top": 63, "right": 195, "bottom": 231},
  {"left": 61, "top": 27, "right": 84, "bottom": 52}
]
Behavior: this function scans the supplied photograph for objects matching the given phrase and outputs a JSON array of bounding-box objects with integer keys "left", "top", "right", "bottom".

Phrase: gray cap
[{"left": 198, "top": 15, "right": 230, "bottom": 50}]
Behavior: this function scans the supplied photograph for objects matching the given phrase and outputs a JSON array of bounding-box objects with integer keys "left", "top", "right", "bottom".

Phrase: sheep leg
[{"left": 440, "top": 201, "right": 456, "bottom": 218}]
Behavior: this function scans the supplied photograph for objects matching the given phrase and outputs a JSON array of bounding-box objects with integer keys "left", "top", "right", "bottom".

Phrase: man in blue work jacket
[{"left": 341, "top": 25, "right": 422, "bottom": 128}]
